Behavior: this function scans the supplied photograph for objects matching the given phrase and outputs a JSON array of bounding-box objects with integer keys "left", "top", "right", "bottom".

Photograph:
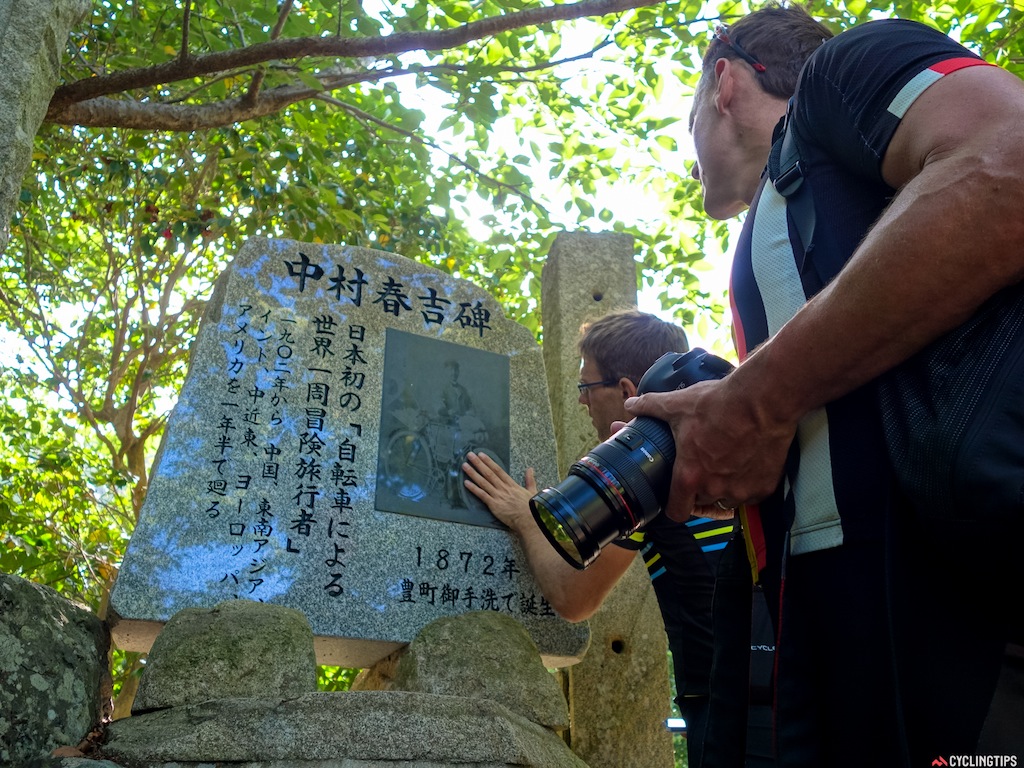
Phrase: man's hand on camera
[{"left": 623, "top": 373, "right": 797, "bottom": 521}]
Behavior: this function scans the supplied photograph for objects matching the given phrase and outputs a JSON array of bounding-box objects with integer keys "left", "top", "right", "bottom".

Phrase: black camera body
[{"left": 529, "top": 348, "right": 733, "bottom": 569}]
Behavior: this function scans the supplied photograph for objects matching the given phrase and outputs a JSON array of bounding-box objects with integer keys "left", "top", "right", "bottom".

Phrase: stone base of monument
[
  {"left": 102, "top": 693, "right": 582, "bottom": 767},
  {"left": 100, "top": 601, "right": 588, "bottom": 768}
]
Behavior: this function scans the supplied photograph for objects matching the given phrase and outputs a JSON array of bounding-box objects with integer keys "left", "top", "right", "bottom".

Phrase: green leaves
[{"left": 0, "top": 369, "right": 131, "bottom": 604}]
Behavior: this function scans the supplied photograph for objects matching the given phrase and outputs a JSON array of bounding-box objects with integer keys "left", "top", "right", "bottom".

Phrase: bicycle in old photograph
[{"left": 382, "top": 408, "right": 505, "bottom": 509}]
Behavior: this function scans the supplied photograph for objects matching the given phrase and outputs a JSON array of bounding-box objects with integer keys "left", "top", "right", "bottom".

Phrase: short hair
[
  {"left": 578, "top": 309, "right": 689, "bottom": 384},
  {"left": 699, "top": 4, "right": 834, "bottom": 100}
]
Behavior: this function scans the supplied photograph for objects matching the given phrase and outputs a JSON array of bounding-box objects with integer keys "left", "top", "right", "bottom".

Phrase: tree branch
[
  {"left": 48, "top": 83, "right": 329, "bottom": 129},
  {"left": 46, "top": 38, "right": 618, "bottom": 130},
  {"left": 244, "top": 0, "right": 296, "bottom": 108},
  {"left": 180, "top": 0, "right": 192, "bottom": 63},
  {"left": 47, "top": 0, "right": 662, "bottom": 113}
]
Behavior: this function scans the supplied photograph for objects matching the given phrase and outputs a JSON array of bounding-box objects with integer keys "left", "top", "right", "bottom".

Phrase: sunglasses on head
[{"left": 714, "top": 25, "right": 767, "bottom": 73}]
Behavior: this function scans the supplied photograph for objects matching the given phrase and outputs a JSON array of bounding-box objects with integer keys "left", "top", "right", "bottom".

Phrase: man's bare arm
[
  {"left": 462, "top": 451, "right": 635, "bottom": 620},
  {"left": 628, "top": 65, "right": 1024, "bottom": 519}
]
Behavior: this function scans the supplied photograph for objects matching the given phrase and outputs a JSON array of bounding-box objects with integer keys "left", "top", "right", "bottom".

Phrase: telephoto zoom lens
[
  {"left": 529, "top": 415, "right": 675, "bottom": 568},
  {"left": 528, "top": 349, "right": 733, "bottom": 569}
]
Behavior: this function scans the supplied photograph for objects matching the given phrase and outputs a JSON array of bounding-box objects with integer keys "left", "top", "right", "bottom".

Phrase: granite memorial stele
[{"left": 109, "top": 237, "right": 589, "bottom": 668}]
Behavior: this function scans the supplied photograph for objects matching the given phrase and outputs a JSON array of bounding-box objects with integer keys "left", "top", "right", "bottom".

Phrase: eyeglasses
[
  {"left": 577, "top": 379, "right": 618, "bottom": 396},
  {"left": 714, "top": 25, "right": 767, "bottom": 73}
]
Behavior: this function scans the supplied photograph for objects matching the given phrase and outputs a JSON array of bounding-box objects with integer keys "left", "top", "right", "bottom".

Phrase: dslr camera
[{"left": 529, "top": 348, "right": 733, "bottom": 569}]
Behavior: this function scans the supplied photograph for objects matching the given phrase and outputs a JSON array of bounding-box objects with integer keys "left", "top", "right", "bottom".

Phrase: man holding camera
[
  {"left": 463, "top": 308, "right": 772, "bottom": 767},
  {"left": 623, "top": 5, "right": 1024, "bottom": 764}
]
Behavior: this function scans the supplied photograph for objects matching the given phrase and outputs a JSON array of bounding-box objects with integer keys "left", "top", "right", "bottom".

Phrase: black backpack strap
[
  {"left": 772, "top": 99, "right": 816, "bottom": 268},
  {"left": 769, "top": 99, "right": 849, "bottom": 292}
]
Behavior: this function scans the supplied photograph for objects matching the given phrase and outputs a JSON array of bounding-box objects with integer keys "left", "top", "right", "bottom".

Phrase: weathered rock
[
  {"left": 101, "top": 691, "right": 589, "bottom": 767},
  {"left": 540, "top": 231, "right": 638, "bottom": 478},
  {"left": 0, "top": 572, "right": 111, "bottom": 767},
  {"left": 133, "top": 600, "right": 317, "bottom": 713},
  {"left": 566, "top": 557, "right": 674, "bottom": 768},
  {"left": 28, "top": 759, "right": 123, "bottom": 768},
  {"left": 0, "top": 0, "right": 90, "bottom": 254},
  {"left": 391, "top": 611, "right": 570, "bottom": 731}
]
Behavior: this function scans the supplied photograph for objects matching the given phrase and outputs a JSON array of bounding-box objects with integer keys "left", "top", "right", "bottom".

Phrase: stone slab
[
  {"left": 100, "top": 691, "right": 589, "bottom": 767},
  {"left": 538, "top": 235, "right": 674, "bottom": 767},
  {"left": 110, "top": 238, "right": 588, "bottom": 667},
  {"left": 540, "top": 231, "right": 637, "bottom": 475}
]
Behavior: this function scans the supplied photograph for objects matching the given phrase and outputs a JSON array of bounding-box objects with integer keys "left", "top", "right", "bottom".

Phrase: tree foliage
[{"left": 4, "top": 0, "right": 1024, "bottom": 705}]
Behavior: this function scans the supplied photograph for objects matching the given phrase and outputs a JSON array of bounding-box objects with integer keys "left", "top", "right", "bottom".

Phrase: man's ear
[
  {"left": 619, "top": 377, "right": 638, "bottom": 400},
  {"left": 713, "top": 57, "right": 736, "bottom": 114}
]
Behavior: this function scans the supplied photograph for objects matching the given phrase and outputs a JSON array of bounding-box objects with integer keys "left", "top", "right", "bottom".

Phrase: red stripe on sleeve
[{"left": 929, "top": 57, "right": 992, "bottom": 75}]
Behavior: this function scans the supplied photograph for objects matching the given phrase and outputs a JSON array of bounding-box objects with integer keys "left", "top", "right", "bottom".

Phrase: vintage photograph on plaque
[{"left": 375, "top": 329, "right": 511, "bottom": 527}]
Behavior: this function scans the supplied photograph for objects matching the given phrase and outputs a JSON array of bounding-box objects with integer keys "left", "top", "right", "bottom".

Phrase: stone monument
[
  {"left": 109, "top": 237, "right": 589, "bottom": 668},
  {"left": 541, "top": 231, "right": 675, "bottom": 767}
]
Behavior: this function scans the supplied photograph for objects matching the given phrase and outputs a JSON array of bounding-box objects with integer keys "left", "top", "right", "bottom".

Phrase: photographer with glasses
[{"left": 464, "top": 308, "right": 773, "bottom": 767}]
